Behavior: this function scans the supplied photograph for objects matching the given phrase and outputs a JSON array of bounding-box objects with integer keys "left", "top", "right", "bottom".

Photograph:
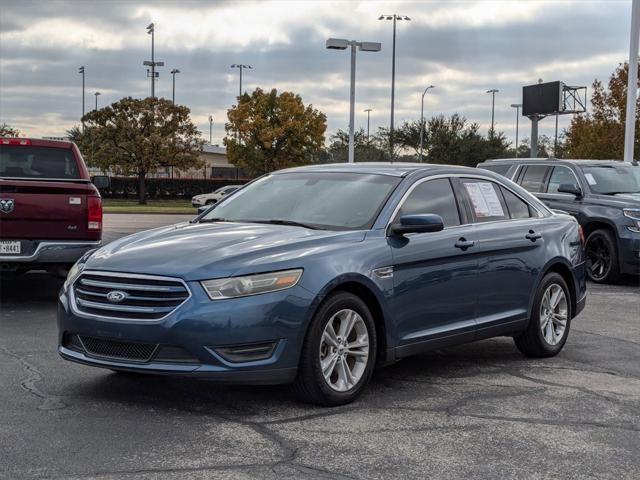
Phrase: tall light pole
[
  {"left": 230, "top": 64, "right": 252, "bottom": 98},
  {"left": 143, "top": 23, "right": 164, "bottom": 99},
  {"left": 208, "top": 115, "right": 213, "bottom": 144},
  {"left": 170, "top": 69, "right": 180, "bottom": 104},
  {"left": 378, "top": 14, "right": 410, "bottom": 159},
  {"left": 419, "top": 85, "right": 435, "bottom": 162},
  {"left": 624, "top": 0, "right": 639, "bottom": 163},
  {"left": 486, "top": 89, "right": 499, "bottom": 137},
  {"left": 364, "top": 108, "right": 372, "bottom": 144},
  {"left": 510, "top": 103, "right": 522, "bottom": 157},
  {"left": 78, "top": 66, "right": 85, "bottom": 130},
  {"left": 94, "top": 92, "right": 101, "bottom": 111},
  {"left": 327, "top": 38, "right": 382, "bottom": 163}
]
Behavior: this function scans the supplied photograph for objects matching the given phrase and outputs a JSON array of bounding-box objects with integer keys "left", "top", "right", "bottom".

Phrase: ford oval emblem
[{"left": 106, "top": 290, "right": 127, "bottom": 303}]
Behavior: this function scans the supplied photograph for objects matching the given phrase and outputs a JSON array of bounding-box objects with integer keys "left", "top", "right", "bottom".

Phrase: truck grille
[{"left": 72, "top": 271, "right": 190, "bottom": 320}]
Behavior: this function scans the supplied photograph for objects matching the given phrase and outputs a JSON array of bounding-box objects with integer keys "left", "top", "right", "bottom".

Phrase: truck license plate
[{"left": 0, "top": 241, "right": 21, "bottom": 254}]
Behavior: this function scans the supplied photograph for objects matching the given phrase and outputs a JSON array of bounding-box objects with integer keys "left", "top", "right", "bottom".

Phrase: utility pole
[
  {"left": 624, "top": 0, "right": 640, "bottom": 163},
  {"left": 364, "top": 108, "right": 372, "bottom": 144},
  {"left": 208, "top": 115, "right": 213, "bottom": 144},
  {"left": 327, "top": 38, "right": 381, "bottom": 163},
  {"left": 78, "top": 66, "right": 85, "bottom": 130},
  {"left": 379, "top": 14, "right": 410, "bottom": 159},
  {"left": 419, "top": 85, "right": 435, "bottom": 162},
  {"left": 170, "top": 69, "right": 180, "bottom": 104},
  {"left": 486, "top": 89, "right": 499, "bottom": 137},
  {"left": 231, "top": 64, "right": 252, "bottom": 98},
  {"left": 143, "top": 23, "right": 164, "bottom": 99},
  {"left": 554, "top": 112, "right": 559, "bottom": 157},
  {"left": 510, "top": 103, "right": 522, "bottom": 157},
  {"left": 94, "top": 92, "right": 101, "bottom": 111}
]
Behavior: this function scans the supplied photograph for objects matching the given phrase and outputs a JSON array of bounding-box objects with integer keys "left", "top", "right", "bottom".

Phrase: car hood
[
  {"left": 86, "top": 221, "right": 366, "bottom": 280},
  {"left": 589, "top": 193, "right": 640, "bottom": 208}
]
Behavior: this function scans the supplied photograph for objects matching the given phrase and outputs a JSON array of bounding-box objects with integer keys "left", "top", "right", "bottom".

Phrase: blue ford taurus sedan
[{"left": 58, "top": 163, "right": 587, "bottom": 406}]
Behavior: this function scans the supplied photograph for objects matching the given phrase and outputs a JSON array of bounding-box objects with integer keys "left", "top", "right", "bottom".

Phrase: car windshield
[
  {"left": 200, "top": 172, "right": 400, "bottom": 230},
  {"left": 0, "top": 145, "right": 80, "bottom": 179},
  {"left": 580, "top": 164, "right": 640, "bottom": 195}
]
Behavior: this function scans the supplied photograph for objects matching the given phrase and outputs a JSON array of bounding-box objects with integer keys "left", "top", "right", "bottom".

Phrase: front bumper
[
  {"left": 57, "top": 280, "right": 316, "bottom": 384},
  {"left": 618, "top": 231, "right": 640, "bottom": 276},
  {"left": 0, "top": 240, "right": 101, "bottom": 264}
]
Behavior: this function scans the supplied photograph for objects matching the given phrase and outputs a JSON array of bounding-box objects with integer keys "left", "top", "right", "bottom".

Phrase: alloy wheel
[
  {"left": 586, "top": 236, "right": 610, "bottom": 280},
  {"left": 319, "top": 308, "right": 369, "bottom": 392},
  {"left": 539, "top": 284, "right": 568, "bottom": 346}
]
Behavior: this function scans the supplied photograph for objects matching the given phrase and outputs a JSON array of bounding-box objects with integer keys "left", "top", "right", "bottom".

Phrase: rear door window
[
  {"left": 546, "top": 166, "right": 579, "bottom": 193},
  {"left": 500, "top": 186, "right": 533, "bottom": 219},
  {"left": 518, "top": 165, "right": 549, "bottom": 192},
  {"left": 460, "top": 179, "right": 509, "bottom": 223},
  {"left": 397, "top": 178, "right": 461, "bottom": 227},
  {"left": 0, "top": 145, "right": 80, "bottom": 179}
]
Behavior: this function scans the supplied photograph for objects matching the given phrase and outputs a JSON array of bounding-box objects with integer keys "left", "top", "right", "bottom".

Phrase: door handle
[
  {"left": 525, "top": 230, "right": 543, "bottom": 242},
  {"left": 455, "top": 238, "right": 475, "bottom": 250}
]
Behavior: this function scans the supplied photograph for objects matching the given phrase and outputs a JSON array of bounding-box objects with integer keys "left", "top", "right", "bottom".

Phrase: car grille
[
  {"left": 79, "top": 335, "right": 157, "bottom": 362},
  {"left": 72, "top": 271, "right": 190, "bottom": 320}
]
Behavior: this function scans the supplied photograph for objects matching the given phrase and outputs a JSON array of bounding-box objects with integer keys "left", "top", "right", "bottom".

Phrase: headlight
[
  {"left": 200, "top": 269, "right": 303, "bottom": 300},
  {"left": 63, "top": 249, "right": 96, "bottom": 290},
  {"left": 623, "top": 208, "right": 640, "bottom": 232}
]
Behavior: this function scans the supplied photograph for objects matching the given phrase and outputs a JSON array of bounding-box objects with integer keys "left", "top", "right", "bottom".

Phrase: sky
[{"left": 0, "top": 0, "right": 634, "bottom": 149}]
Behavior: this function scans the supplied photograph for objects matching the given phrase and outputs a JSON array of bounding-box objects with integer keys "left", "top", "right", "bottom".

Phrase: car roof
[
  {"left": 0, "top": 138, "right": 74, "bottom": 149},
  {"left": 276, "top": 162, "right": 482, "bottom": 177},
  {"left": 480, "top": 158, "right": 633, "bottom": 167}
]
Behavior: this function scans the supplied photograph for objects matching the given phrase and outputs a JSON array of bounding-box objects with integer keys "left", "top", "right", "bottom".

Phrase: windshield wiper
[
  {"left": 249, "top": 219, "right": 322, "bottom": 230},
  {"left": 601, "top": 191, "right": 640, "bottom": 195},
  {"left": 198, "top": 217, "right": 227, "bottom": 223}
]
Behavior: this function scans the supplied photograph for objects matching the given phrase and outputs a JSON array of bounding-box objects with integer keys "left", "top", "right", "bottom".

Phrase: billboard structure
[{"left": 521, "top": 81, "right": 586, "bottom": 157}]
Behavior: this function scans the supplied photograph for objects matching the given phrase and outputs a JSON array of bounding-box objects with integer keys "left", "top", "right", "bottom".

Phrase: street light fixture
[
  {"left": 419, "top": 85, "right": 435, "bottom": 162},
  {"left": 170, "top": 69, "right": 180, "bottom": 104},
  {"left": 378, "top": 14, "right": 411, "bottom": 158},
  {"left": 143, "top": 23, "right": 164, "bottom": 99},
  {"left": 510, "top": 103, "right": 522, "bottom": 157},
  {"left": 486, "top": 89, "right": 499, "bottom": 137},
  {"left": 230, "top": 64, "right": 252, "bottom": 98},
  {"left": 94, "top": 92, "right": 101, "bottom": 111},
  {"left": 326, "top": 37, "right": 381, "bottom": 163}
]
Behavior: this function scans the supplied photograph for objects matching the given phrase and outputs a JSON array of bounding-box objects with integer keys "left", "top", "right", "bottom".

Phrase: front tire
[
  {"left": 514, "top": 272, "right": 572, "bottom": 358},
  {"left": 292, "top": 292, "right": 377, "bottom": 406},
  {"left": 585, "top": 229, "right": 620, "bottom": 284}
]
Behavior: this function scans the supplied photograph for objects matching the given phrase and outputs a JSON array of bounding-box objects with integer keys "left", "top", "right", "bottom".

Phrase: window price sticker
[
  {"left": 584, "top": 173, "right": 597, "bottom": 185},
  {"left": 464, "top": 182, "right": 505, "bottom": 218}
]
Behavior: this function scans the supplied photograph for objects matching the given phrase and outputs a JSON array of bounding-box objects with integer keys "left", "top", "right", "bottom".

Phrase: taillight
[
  {"left": 578, "top": 225, "right": 585, "bottom": 246},
  {"left": 0, "top": 138, "right": 32, "bottom": 145},
  {"left": 87, "top": 196, "right": 102, "bottom": 230}
]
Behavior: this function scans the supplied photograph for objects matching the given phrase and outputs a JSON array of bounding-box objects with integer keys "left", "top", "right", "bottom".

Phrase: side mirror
[
  {"left": 390, "top": 214, "right": 444, "bottom": 236},
  {"left": 92, "top": 175, "right": 110, "bottom": 189},
  {"left": 557, "top": 183, "right": 582, "bottom": 197}
]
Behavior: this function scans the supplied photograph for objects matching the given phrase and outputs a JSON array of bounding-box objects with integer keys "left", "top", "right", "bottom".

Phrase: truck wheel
[
  {"left": 585, "top": 229, "right": 620, "bottom": 284},
  {"left": 514, "top": 272, "right": 572, "bottom": 358},
  {"left": 292, "top": 292, "right": 376, "bottom": 406}
]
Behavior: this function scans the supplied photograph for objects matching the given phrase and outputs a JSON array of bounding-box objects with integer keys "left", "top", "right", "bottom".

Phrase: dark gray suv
[{"left": 477, "top": 158, "right": 640, "bottom": 283}]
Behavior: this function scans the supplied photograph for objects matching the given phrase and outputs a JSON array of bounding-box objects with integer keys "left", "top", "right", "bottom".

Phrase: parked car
[
  {"left": 58, "top": 163, "right": 586, "bottom": 406},
  {"left": 0, "top": 138, "right": 107, "bottom": 276},
  {"left": 191, "top": 185, "right": 242, "bottom": 207},
  {"left": 477, "top": 158, "right": 640, "bottom": 283}
]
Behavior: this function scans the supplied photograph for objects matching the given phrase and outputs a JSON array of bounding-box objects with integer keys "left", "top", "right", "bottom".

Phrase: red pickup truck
[{"left": 0, "top": 138, "right": 107, "bottom": 275}]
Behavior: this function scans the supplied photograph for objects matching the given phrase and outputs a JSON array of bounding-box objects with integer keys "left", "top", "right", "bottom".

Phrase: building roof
[{"left": 202, "top": 144, "right": 227, "bottom": 155}]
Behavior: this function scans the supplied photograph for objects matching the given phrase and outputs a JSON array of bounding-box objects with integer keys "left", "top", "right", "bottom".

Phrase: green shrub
[{"left": 98, "top": 177, "right": 249, "bottom": 199}]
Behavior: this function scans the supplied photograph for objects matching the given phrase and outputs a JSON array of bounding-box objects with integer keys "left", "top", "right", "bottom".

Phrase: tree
[
  {"left": 224, "top": 88, "right": 326, "bottom": 175},
  {"left": 0, "top": 123, "right": 20, "bottom": 137},
  {"left": 565, "top": 62, "right": 640, "bottom": 159},
  {"left": 81, "top": 97, "right": 204, "bottom": 203},
  {"left": 324, "top": 128, "right": 389, "bottom": 163}
]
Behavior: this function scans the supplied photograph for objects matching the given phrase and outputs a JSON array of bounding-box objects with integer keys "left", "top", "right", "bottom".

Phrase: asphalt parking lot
[{"left": 1, "top": 214, "right": 639, "bottom": 480}]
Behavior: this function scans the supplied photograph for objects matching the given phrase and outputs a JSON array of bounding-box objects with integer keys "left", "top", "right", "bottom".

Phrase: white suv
[{"left": 192, "top": 185, "right": 241, "bottom": 207}]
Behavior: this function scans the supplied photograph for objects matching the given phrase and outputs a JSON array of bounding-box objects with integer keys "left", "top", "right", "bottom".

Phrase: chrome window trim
[
  {"left": 69, "top": 270, "right": 192, "bottom": 323},
  {"left": 385, "top": 173, "right": 548, "bottom": 236}
]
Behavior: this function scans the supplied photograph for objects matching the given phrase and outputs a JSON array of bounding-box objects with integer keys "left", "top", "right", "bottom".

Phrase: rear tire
[
  {"left": 292, "top": 291, "right": 376, "bottom": 406},
  {"left": 585, "top": 229, "right": 620, "bottom": 284},
  {"left": 514, "top": 272, "right": 572, "bottom": 358}
]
